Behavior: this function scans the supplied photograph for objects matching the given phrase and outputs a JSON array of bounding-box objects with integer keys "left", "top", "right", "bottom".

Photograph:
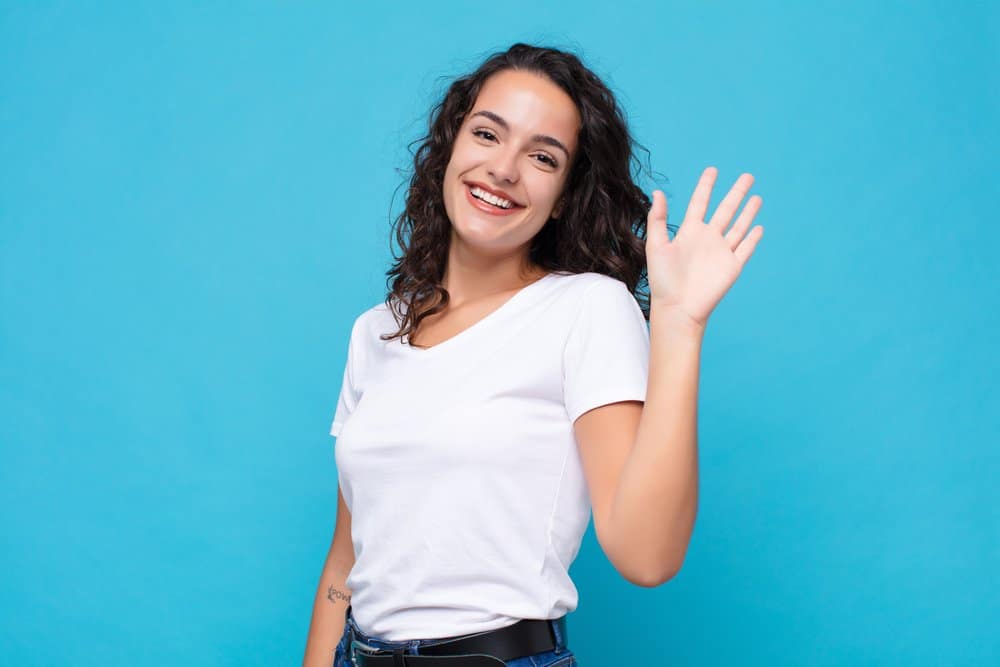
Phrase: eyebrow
[{"left": 469, "top": 110, "right": 571, "bottom": 161}]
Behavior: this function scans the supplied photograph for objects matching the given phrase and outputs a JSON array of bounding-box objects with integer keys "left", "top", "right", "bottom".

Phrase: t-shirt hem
[{"left": 568, "top": 390, "right": 646, "bottom": 425}]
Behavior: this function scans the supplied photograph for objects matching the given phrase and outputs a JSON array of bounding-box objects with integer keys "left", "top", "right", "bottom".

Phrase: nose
[{"left": 486, "top": 145, "right": 519, "bottom": 184}]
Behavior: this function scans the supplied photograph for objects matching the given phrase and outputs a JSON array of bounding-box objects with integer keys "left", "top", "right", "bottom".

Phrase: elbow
[
  {"left": 602, "top": 517, "right": 693, "bottom": 588},
  {"left": 615, "top": 551, "right": 686, "bottom": 588},
  {"left": 618, "top": 541, "right": 690, "bottom": 587},
  {"left": 635, "top": 513, "right": 697, "bottom": 586},
  {"left": 626, "top": 560, "right": 684, "bottom": 588}
]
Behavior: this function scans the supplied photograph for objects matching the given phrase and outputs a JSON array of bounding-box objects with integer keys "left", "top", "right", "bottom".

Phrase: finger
[
  {"left": 708, "top": 173, "right": 754, "bottom": 232},
  {"left": 724, "top": 195, "right": 763, "bottom": 251},
  {"left": 646, "top": 190, "right": 669, "bottom": 246},
  {"left": 684, "top": 166, "right": 718, "bottom": 223},
  {"left": 733, "top": 223, "right": 764, "bottom": 267}
]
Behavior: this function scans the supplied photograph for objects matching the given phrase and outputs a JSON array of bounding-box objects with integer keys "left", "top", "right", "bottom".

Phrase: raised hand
[{"left": 645, "top": 166, "right": 764, "bottom": 329}]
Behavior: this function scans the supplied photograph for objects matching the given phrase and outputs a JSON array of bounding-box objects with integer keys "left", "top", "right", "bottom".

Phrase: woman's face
[{"left": 442, "top": 69, "right": 581, "bottom": 261}]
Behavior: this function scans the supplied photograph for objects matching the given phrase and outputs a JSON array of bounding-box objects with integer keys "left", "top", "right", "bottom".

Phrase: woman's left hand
[{"left": 645, "top": 166, "right": 764, "bottom": 330}]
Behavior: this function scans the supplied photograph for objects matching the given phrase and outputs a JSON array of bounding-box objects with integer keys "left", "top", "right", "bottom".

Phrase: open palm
[{"left": 645, "top": 166, "right": 764, "bottom": 328}]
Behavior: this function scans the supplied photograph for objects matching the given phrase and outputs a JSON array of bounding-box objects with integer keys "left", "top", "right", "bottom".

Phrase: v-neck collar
[{"left": 401, "top": 272, "right": 557, "bottom": 358}]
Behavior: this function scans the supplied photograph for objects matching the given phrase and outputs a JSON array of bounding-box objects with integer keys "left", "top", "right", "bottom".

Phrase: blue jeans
[{"left": 333, "top": 606, "right": 577, "bottom": 667}]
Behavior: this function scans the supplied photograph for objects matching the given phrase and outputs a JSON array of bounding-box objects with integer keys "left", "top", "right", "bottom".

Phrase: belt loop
[
  {"left": 392, "top": 647, "right": 406, "bottom": 666},
  {"left": 550, "top": 616, "right": 567, "bottom": 653},
  {"left": 345, "top": 605, "right": 355, "bottom": 654}
]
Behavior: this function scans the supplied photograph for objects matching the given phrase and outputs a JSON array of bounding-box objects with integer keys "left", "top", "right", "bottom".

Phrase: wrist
[{"left": 649, "top": 301, "right": 707, "bottom": 338}]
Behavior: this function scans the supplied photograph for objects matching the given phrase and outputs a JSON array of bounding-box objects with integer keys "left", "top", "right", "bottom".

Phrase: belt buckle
[{"left": 351, "top": 637, "right": 391, "bottom": 659}]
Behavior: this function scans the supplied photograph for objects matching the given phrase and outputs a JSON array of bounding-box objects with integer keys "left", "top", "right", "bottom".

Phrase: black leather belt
[{"left": 348, "top": 615, "right": 567, "bottom": 666}]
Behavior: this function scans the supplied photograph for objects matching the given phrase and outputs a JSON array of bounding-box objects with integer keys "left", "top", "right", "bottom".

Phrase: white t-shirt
[{"left": 329, "top": 270, "right": 649, "bottom": 640}]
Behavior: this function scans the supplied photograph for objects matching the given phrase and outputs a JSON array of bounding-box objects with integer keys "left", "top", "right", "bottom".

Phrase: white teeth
[{"left": 470, "top": 186, "right": 515, "bottom": 209}]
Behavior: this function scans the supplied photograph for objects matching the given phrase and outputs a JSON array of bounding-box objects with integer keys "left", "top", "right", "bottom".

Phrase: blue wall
[{"left": 2, "top": 2, "right": 996, "bottom": 665}]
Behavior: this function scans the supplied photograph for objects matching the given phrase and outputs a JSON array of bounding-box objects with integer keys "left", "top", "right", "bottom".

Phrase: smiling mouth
[
  {"left": 468, "top": 183, "right": 523, "bottom": 207},
  {"left": 464, "top": 183, "right": 525, "bottom": 216}
]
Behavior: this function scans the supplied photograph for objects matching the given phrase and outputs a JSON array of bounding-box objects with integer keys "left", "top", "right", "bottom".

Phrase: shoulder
[
  {"left": 548, "top": 270, "right": 631, "bottom": 294},
  {"left": 344, "top": 302, "right": 390, "bottom": 346},
  {"left": 553, "top": 271, "right": 639, "bottom": 311},
  {"left": 561, "top": 272, "right": 649, "bottom": 348}
]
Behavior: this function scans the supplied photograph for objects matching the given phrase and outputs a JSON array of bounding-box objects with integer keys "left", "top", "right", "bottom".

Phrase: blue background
[{"left": 2, "top": 2, "right": 997, "bottom": 665}]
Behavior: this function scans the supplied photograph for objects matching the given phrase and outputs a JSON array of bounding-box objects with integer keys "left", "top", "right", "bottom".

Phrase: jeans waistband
[{"left": 344, "top": 604, "right": 569, "bottom": 654}]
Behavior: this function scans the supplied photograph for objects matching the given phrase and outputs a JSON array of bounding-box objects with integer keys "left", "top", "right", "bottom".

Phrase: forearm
[
  {"left": 610, "top": 304, "right": 704, "bottom": 584},
  {"left": 302, "top": 563, "right": 353, "bottom": 667}
]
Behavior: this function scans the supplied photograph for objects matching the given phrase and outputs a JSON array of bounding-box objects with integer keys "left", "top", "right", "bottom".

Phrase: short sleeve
[
  {"left": 562, "top": 278, "right": 650, "bottom": 425},
  {"left": 329, "top": 314, "right": 365, "bottom": 438}
]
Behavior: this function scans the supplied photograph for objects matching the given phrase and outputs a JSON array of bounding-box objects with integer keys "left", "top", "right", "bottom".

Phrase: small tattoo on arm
[{"left": 327, "top": 585, "right": 351, "bottom": 605}]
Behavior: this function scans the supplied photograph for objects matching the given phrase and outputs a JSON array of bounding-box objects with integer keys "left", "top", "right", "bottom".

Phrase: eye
[
  {"left": 472, "top": 128, "right": 558, "bottom": 168},
  {"left": 534, "top": 154, "right": 558, "bottom": 168}
]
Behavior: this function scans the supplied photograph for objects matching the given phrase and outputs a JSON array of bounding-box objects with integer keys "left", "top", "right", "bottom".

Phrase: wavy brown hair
[{"left": 381, "top": 42, "right": 666, "bottom": 344}]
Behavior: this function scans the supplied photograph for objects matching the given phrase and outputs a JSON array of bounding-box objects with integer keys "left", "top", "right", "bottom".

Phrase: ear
[{"left": 552, "top": 197, "right": 565, "bottom": 219}]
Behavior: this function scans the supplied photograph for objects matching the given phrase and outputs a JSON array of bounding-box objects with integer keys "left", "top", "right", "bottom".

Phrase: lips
[
  {"left": 464, "top": 181, "right": 524, "bottom": 208},
  {"left": 464, "top": 183, "right": 524, "bottom": 217}
]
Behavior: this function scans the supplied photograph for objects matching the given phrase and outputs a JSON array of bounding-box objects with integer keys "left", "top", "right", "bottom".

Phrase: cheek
[
  {"left": 443, "top": 160, "right": 463, "bottom": 199},
  {"left": 526, "top": 175, "right": 562, "bottom": 207},
  {"left": 443, "top": 147, "right": 473, "bottom": 185},
  {"left": 447, "top": 136, "right": 476, "bottom": 164}
]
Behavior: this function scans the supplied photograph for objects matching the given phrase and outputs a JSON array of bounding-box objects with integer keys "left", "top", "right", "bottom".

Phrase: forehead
[{"left": 469, "top": 70, "right": 580, "bottom": 147}]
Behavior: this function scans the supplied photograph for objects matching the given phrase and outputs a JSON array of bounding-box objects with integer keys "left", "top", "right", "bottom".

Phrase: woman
[{"left": 303, "top": 42, "right": 763, "bottom": 667}]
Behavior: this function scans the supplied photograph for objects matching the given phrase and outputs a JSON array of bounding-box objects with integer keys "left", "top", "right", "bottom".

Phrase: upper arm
[
  {"left": 561, "top": 277, "right": 649, "bottom": 579},
  {"left": 330, "top": 313, "right": 366, "bottom": 438},
  {"left": 326, "top": 478, "right": 355, "bottom": 573},
  {"left": 328, "top": 315, "right": 360, "bottom": 570},
  {"left": 573, "top": 400, "right": 642, "bottom": 578}
]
